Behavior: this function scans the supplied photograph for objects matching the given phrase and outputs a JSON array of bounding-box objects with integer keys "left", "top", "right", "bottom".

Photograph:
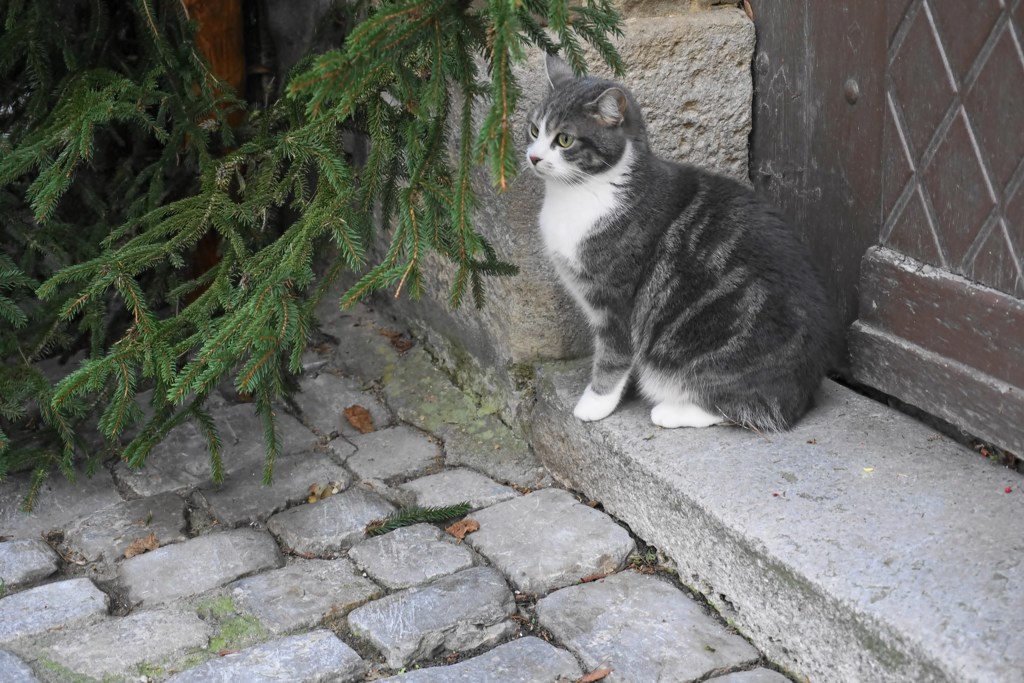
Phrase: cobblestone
[
  {"left": 44, "top": 609, "right": 211, "bottom": 679},
  {"left": 347, "top": 566, "right": 516, "bottom": 669},
  {"left": 294, "top": 371, "right": 391, "bottom": 438},
  {"left": 63, "top": 491, "right": 187, "bottom": 567},
  {"left": 400, "top": 468, "right": 518, "bottom": 510},
  {"left": 710, "top": 668, "right": 794, "bottom": 683},
  {"left": 0, "top": 579, "right": 108, "bottom": 645},
  {"left": 536, "top": 570, "right": 761, "bottom": 682},
  {"left": 267, "top": 485, "right": 395, "bottom": 555},
  {"left": 0, "top": 466, "right": 121, "bottom": 539},
  {"left": 166, "top": 630, "right": 366, "bottom": 683},
  {"left": 230, "top": 557, "right": 380, "bottom": 634},
  {"left": 119, "top": 528, "right": 281, "bottom": 606},
  {"left": 347, "top": 425, "right": 443, "bottom": 482},
  {"left": 348, "top": 523, "right": 475, "bottom": 589},
  {"left": 113, "top": 403, "right": 318, "bottom": 497},
  {"left": 0, "top": 540, "right": 59, "bottom": 589},
  {"left": 378, "top": 636, "right": 582, "bottom": 682},
  {"left": 0, "top": 650, "right": 38, "bottom": 682},
  {"left": 381, "top": 348, "right": 550, "bottom": 490},
  {"left": 466, "top": 488, "right": 635, "bottom": 593},
  {"left": 0, "top": 303, "right": 797, "bottom": 682},
  {"left": 198, "top": 451, "right": 351, "bottom": 527}
]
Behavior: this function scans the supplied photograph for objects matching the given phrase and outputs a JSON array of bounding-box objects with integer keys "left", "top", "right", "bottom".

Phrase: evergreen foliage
[
  {"left": 364, "top": 502, "right": 473, "bottom": 536},
  {"left": 0, "top": 0, "right": 623, "bottom": 506}
]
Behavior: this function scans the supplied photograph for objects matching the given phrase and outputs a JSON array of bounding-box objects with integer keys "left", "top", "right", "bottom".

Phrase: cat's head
[{"left": 525, "top": 54, "right": 646, "bottom": 184}]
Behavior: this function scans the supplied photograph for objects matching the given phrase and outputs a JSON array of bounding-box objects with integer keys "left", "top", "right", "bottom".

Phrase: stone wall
[{"left": 371, "top": 5, "right": 756, "bottom": 422}]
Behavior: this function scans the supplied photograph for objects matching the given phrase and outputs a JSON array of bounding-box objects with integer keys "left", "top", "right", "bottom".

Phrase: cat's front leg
[{"left": 574, "top": 334, "right": 631, "bottom": 422}]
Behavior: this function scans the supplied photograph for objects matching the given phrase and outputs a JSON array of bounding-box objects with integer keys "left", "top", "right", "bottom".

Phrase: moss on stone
[{"left": 207, "top": 614, "right": 267, "bottom": 653}]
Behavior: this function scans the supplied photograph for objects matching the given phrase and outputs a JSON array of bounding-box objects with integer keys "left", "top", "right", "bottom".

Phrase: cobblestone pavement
[{"left": 0, "top": 303, "right": 795, "bottom": 683}]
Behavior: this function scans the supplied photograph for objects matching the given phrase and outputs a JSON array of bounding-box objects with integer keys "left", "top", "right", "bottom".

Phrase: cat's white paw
[
  {"left": 573, "top": 385, "right": 623, "bottom": 422},
  {"left": 651, "top": 402, "right": 725, "bottom": 428}
]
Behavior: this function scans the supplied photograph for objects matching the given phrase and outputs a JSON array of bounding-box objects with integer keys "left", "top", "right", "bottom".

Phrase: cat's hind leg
[
  {"left": 650, "top": 402, "right": 725, "bottom": 428},
  {"left": 638, "top": 365, "right": 725, "bottom": 428}
]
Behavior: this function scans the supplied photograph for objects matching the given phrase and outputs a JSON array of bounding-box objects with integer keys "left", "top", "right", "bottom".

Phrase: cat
[{"left": 526, "top": 54, "right": 839, "bottom": 431}]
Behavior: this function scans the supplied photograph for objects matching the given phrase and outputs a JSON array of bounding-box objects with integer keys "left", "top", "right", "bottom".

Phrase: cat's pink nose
[{"left": 529, "top": 154, "right": 541, "bottom": 166}]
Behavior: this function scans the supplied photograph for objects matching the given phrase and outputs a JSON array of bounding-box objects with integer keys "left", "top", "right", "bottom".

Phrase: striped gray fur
[{"left": 527, "top": 55, "right": 839, "bottom": 431}]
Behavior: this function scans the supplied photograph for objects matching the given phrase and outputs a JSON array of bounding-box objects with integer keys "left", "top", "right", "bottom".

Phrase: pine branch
[
  {"left": 364, "top": 502, "right": 473, "bottom": 536},
  {"left": 0, "top": 0, "right": 624, "bottom": 499}
]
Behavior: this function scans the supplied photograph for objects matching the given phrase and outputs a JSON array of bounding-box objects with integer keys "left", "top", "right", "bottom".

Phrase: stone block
[
  {"left": 347, "top": 566, "right": 516, "bottom": 669},
  {"left": 0, "top": 539, "right": 59, "bottom": 589},
  {"left": 198, "top": 451, "right": 351, "bottom": 527},
  {"left": 347, "top": 425, "right": 443, "bottom": 482},
  {"left": 266, "top": 486, "right": 395, "bottom": 556},
  {"left": 313, "top": 301, "right": 405, "bottom": 383},
  {"left": 114, "top": 403, "right": 318, "bottom": 497},
  {"left": 610, "top": 9, "right": 755, "bottom": 178},
  {"left": 710, "top": 669, "right": 794, "bottom": 683},
  {"left": 536, "top": 571, "right": 760, "bottom": 681},
  {"left": 0, "top": 579, "right": 108, "bottom": 645},
  {"left": 465, "top": 488, "right": 635, "bottom": 594},
  {"left": 400, "top": 468, "right": 518, "bottom": 510},
  {"left": 0, "top": 650, "right": 38, "bottom": 682},
  {"left": 64, "top": 491, "right": 187, "bottom": 566},
  {"left": 293, "top": 371, "right": 391, "bottom": 438},
  {"left": 377, "top": 636, "right": 582, "bottom": 682},
  {"left": 380, "top": 348, "right": 549, "bottom": 489},
  {"left": 166, "top": 630, "right": 366, "bottom": 683},
  {"left": 230, "top": 557, "right": 380, "bottom": 634},
  {"left": 118, "top": 528, "right": 282, "bottom": 606},
  {"left": 0, "top": 466, "right": 121, "bottom": 540},
  {"left": 45, "top": 610, "right": 212, "bottom": 680},
  {"left": 348, "top": 524, "right": 475, "bottom": 590}
]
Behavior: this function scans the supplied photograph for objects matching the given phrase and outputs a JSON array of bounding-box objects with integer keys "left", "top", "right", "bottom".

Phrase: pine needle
[{"left": 364, "top": 502, "right": 472, "bottom": 536}]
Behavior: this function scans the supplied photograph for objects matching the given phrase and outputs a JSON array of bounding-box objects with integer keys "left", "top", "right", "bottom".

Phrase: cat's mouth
[
  {"left": 528, "top": 160, "right": 575, "bottom": 185},
  {"left": 527, "top": 157, "right": 548, "bottom": 178}
]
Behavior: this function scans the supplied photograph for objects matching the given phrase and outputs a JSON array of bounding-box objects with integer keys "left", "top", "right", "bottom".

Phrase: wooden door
[{"left": 751, "top": 0, "right": 1024, "bottom": 456}]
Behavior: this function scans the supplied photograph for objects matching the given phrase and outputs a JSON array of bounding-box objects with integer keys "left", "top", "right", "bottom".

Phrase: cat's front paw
[
  {"left": 573, "top": 385, "right": 622, "bottom": 422},
  {"left": 651, "top": 402, "right": 725, "bottom": 428}
]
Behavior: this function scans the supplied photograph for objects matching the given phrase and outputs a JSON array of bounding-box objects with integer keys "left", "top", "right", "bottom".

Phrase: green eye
[
  {"left": 529, "top": 123, "right": 539, "bottom": 138},
  {"left": 556, "top": 133, "right": 574, "bottom": 148}
]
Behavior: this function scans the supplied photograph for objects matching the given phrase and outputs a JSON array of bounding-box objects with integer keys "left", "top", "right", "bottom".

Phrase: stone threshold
[{"left": 528, "top": 361, "right": 1023, "bottom": 683}]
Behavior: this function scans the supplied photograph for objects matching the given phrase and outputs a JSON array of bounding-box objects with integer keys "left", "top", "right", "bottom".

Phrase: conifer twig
[{"left": 364, "top": 502, "right": 473, "bottom": 537}]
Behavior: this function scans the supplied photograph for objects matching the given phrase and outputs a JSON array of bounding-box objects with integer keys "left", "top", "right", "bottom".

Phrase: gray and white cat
[{"left": 526, "top": 55, "right": 838, "bottom": 431}]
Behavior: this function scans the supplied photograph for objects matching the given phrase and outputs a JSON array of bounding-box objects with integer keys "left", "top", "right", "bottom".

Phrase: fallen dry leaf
[
  {"left": 580, "top": 572, "right": 609, "bottom": 583},
  {"left": 307, "top": 481, "right": 343, "bottom": 503},
  {"left": 344, "top": 405, "right": 375, "bottom": 433},
  {"left": 380, "top": 328, "right": 414, "bottom": 353},
  {"left": 446, "top": 518, "right": 480, "bottom": 541},
  {"left": 578, "top": 668, "right": 613, "bottom": 682},
  {"left": 124, "top": 532, "right": 159, "bottom": 558},
  {"left": 217, "top": 649, "right": 239, "bottom": 657},
  {"left": 743, "top": 0, "right": 754, "bottom": 20}
]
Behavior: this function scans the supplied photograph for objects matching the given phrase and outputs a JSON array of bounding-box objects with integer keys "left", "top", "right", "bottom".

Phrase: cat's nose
[{"left": 529, "top": 154, "right": 541, "bottom": 166}]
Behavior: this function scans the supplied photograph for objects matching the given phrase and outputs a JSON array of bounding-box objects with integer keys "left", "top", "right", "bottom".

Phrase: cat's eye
[
  {"left": 556, "top": 133, "right": 574, "bottom": 148},
  {"left": 529, "top": 123, "right": 539, "bottom": 138}
]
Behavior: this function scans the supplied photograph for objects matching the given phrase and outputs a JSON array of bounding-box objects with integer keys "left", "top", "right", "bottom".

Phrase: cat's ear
[
  {"left": 589, "top": 88, "right": 628, "bottom": 126},
  {"left": 545, "top": 53, "right": 575, "bottom": 90}
]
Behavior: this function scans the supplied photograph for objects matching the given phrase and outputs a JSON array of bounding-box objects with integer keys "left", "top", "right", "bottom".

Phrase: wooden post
[{"left": 180, "top": 0, "right": 246, "bottom": 296}]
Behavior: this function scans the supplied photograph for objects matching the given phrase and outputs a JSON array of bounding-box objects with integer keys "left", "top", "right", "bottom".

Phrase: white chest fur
[{"left": 538, "top": 143, "right": 633, "bottom": 267}]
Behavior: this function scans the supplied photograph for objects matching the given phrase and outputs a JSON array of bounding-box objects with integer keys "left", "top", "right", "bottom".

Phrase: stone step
[{"left": 529, "top": 363, "right": 1024, "bottom": 683}]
